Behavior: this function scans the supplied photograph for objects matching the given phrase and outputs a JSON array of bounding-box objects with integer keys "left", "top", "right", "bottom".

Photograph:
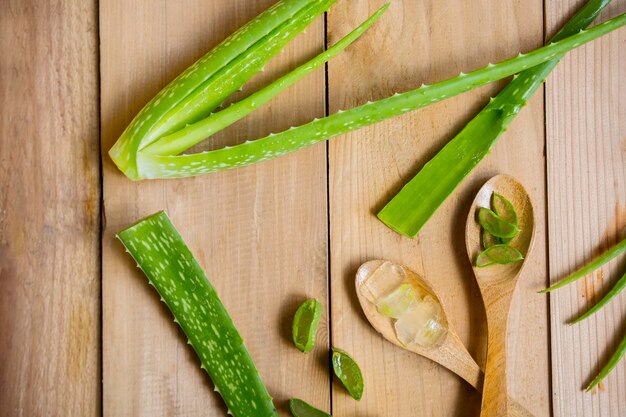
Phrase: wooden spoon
[
  {"left": 356, "top": 260, "right": 533, "bottom": 417},
  {"left": 465, "top": 175, "right": 535, "bottom": 417}
]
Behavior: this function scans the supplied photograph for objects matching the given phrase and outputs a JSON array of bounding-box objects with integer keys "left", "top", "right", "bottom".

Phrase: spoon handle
[{"left": 480, "top": 286, "right": 515, "bottom": 417}]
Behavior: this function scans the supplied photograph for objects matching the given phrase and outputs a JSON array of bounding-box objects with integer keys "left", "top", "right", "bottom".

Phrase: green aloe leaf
[
  {"left": 292, "top": 298, "right": 323, "bottom": 353},
  {"left": 289, "top": 398, "right": 332, "bottom": 417},
  {"left": 377, "top": 0, "right": 615, "bottom": 237},
  {"left": 477, "top": 208, "right": 520, "bottom": 238},
  {"left": 586, "top": 332, "right": 626, "bottom": 391},
  {"left": 109, "top": 0, "right": 626, "bottom": 180},
  {"left": 117, "top": 211, "right": 277, "bottom": 417}
]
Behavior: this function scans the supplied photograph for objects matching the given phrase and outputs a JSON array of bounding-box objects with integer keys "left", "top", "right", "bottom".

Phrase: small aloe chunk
[
  {"left": 292, "top": 298, "right": 323, "bottom": 353},
  {"left": 332, "top": 348, "right": 364, "bottom": 400},
  {"left": 476, "top": 244, "right": 524, "bottom": 267},
  {"left": 483, "top": 229, "right": 501, "bottom": 249},
  {"left": 477, "top": 208, "right": 520, "bottom": 239},
  {"left": 289, "top": 398, "right": 332, "bottom": 417},
  {"left": 117, "top": 211, "right": 277, "bottom": 417}
]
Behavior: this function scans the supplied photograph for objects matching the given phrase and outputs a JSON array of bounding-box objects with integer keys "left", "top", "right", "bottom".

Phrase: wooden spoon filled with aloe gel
[
  {"left": 355, "top": 260, "right": 534, "bottom": 417},
  {"left": 465, "top": 175, "right": 535, "bottom": 417}
]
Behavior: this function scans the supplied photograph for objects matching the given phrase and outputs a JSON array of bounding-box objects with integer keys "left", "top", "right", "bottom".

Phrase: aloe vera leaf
[
  {"left": 332, "top": 348, "right": 364, "bottom": 400},
  {"left": 571, "top": 270, "right": 626, "bottom": 324},
  {"left": 586, "top": 332, "right": 626, "bottom": 391},
  {"left": 377, "top": 0, "right": 614, "bottom": 237},
  {"left": 131, "top": 12, "right": 626, "bottom": 179},
  {"left": 540, "top": 236, "right": 626, "bottom": 293},
  {"left": 289, "top": 398, "right": 332, "bottom": 417},
  {"left": 109, "top": 0, "right": 336, "bottom": 179},
  {"left": 483, "top": 230, "right": 501, "bottom": 249},
  {"left": 117, "top": 211, "right": 277, "bottom": 417},
  {"left": 475, "top": 244, "right": 524, "bottom": 267},
  {"left": 292, "top": 298, "right": 323, "bottom": 352},
  {"left": 143, "top": 4, "right": 390, "bottom": 157},
  {"left": 477, "top": 208, "right": 520, "bottom": 238}
]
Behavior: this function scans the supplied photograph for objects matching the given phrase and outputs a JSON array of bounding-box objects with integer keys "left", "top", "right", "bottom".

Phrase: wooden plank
[
  {"left": 0, "top": 1, "right": 100, "bottom": 416},
  {"left": 100, "top": 1, "right": 330, "bottom": 415},
  {"left": 546, "top": 1, "right": 626, "bottom": 416},
  {"left": 328, "top": 0, "right": 550, "bottom": 415}
]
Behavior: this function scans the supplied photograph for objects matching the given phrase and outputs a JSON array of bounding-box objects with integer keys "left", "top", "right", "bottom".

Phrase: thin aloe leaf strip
[
  {"left": 572, "top": 270, "right": 626, "bottom": 324},
  {"left": 289, "top": 398, "right": 332, "bottom": 417},
  {"left": 377, "top": 0, "right": 616, "bottom": 237},
  {"left": 116, "top": 11, "right": 626, "bottom": 179},
  {"left": 117, "top": 211, "right": 277, "bottom": 417},
  {"left": 143, "top": 4, "right": 390, "bottom": 157},
  {"left": 586, "top": 332, "right": 626, "bottom": 391},
  {"left": 540, "top": 236, "right": 626, "bottom": 293},
  {"left": 109, "top": 0, "right": 335, "bottom": 179}
]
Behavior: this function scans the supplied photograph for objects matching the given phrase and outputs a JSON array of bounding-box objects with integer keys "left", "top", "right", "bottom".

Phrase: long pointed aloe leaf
[
  {"left": 117, "top": 211, "right": 277, "bottom": 417},
  {"left": 109, "top": 0, "right": 336, "bottom": 179},
  {"left": 540, "top": 236, "right": 626, "bottom": 293},
  {"left": 143, "top": 3, "right": 390, "bottom": 157},
  {"left": 586, "top": 332, "right": 626, "bottom": 391},
  {"left": 571, "top": 270, "right": 626, "bottom": 324},
  {"left": 377, "top": 0, "right": 613, "bottom": 237},
  {"left": 111, "top": 1, "right": 626, "bottom": 180}
]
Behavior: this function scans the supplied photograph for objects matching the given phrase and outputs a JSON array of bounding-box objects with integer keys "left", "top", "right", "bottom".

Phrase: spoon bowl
[
  {"left": 465, "top": 175, "right": 535, "bottom": 417},
  {"left": 355, "top": 260, "right": 534, "bottom": 417}
]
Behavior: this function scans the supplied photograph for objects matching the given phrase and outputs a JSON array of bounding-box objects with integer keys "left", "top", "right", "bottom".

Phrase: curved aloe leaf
[
  {"left": 378, "top": 0, "right": 615, "bottom": 237},
  {"left": 586, "top": 332, "right": 626, "bottom": 391},
  {"left": 110, "top": 0, "right": 337, "bottom": 179},
  {"left": 110, "top": 0, "right": 626, "bottom": 180},
  {"left": 117, "top": 212, "right": 277, "bottom": 417}
]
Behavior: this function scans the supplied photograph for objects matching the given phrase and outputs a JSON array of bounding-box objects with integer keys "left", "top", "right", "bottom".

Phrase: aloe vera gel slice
[
  {"left": 117, "top": 211, "right": 277, "bottom": 417},
  {"left": 289, "top": 398, "right": 332, "bottom": 417},
  {"left": 477, "top": 207, "right": 520, "bottom": 238},
  {"left": 357, "top": 261, "right": 447, "bottom": 347},
  {"left": 332, "top": 348, "right": 364, "bottom": 400},
  {"left": 476, "top": 244, "right": 524, "bottom": 267},
  {"left": 292, "top": 299, "right": 323, "bottom": 353}
]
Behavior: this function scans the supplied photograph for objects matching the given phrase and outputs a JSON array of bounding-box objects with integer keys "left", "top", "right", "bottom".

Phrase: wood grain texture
[
  {"left": 100, "top": 1, "right": 330, "bottom": 415},
  {"left": 0, "top": 1, "right": 100, "bottom": 416},
  {"left": 546, "top": 1, "right": 626, "bottom": 416},
  {"left": 327, "top": 1, "right": 550, "bottom": 416}
]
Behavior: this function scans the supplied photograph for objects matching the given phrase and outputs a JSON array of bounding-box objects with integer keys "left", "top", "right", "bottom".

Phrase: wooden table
[{"left": 1, "top": 1, "right": 624, "bottom": 416}]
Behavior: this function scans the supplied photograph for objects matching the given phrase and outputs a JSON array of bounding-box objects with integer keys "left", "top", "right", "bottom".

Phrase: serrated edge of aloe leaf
[
  {"left": 376, "top": 0, "right": 615, "bottom": 237},
  {"left": 292, "top": 298, "right": 323, "bottom": 353},
  {"left": 540, "top": 236, "right": 626, "bottom": 293},
  {"left": 108, "top": 0, "right": 335, "bottom": 180},
  {"left": 116, "top": 211, "right": 277, "bottom": 417},
  {"left": 124, "top": 11, "right": 626, "bottom": 179},
  {"left": 143, "top": 3, "right": 389, "bottom": 157}
]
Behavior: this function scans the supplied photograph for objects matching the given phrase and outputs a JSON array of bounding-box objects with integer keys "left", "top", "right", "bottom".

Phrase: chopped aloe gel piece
[
  {"left": 476, "top": 244, "right": 524, "bottom": 267},
  {"left": 359, "top": 261, "right": 406, "bottom": 303},
  {"left": 491, "top": 192, "right": 518, "bottom": 225},
  {"left": 376, "top": 283, "right": 419, "bottom": 319},
  {"left": 332, "top": 348, "right": 364, "bottom": 400},
  {"left": 483, "top": 229, "right": 501, "bottom": 249},
  {"left": 292, "top": 299, "right": 323, "bottom": 353},
  {"left": 289, "top": 399, "right": 332, "bottom": 417},
  {"left": 477, "top": 207, "right": 520, "bottom": 239},
  {"left": 394, "top": 295, "right": 446, "bottom": 347}
]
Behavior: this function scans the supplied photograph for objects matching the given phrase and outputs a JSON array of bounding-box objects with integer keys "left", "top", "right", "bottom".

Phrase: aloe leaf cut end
[{"left": 117, "top": 211, "right": 277, "bottom": 417}]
